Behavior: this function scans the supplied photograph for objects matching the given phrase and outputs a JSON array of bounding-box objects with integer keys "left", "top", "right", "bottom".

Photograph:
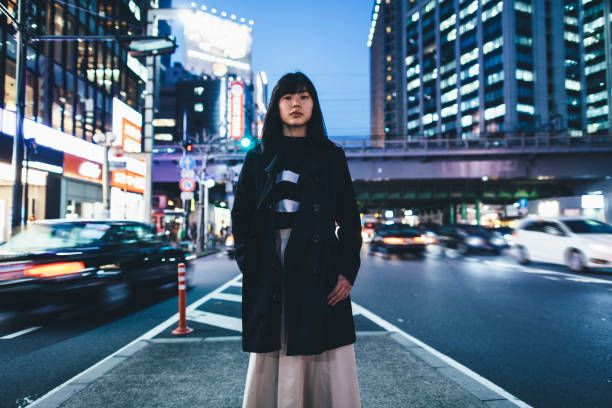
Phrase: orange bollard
[{"left": 172, "top": 263, "right": 194, "bottom": 335}]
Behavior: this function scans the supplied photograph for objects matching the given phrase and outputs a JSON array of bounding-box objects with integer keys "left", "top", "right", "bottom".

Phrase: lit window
[
  {"left": 447, "top": 29, "right": 456, "bottom": 41},
  {"left": 583, "top": 35, "right": 599, "bottom": 47},
  {"left": 564, "top": 31, "right": 579, "bottom": 43},
  {"left": 386, "top": 26, "right": 392, "bottom": 33},
  {"left": 423, "top": 68, "right": 438, "bottom": 82},
  {"left": 484, "top": 104, "right": 505, "bottom": 120},
  {"left": 564, "top": 16, "right": 578, "bottom": 26},
  {"left": 486, "top": 70, "right": 504, "bottom": 85},
  {"left": 586, "top": 90, "right": 607, "bottom": 104},
  {"left": 460, "top": 48, "right": 478, "bottom": 65},
  {"left": 517, "top": 104, "right": 535, "bottom": 115},
  {"left": 459, "top": 1, "right": 478, "bottom": 19},
  {"left": 461, "top": 115, "right": 473, "bottom": 127},
  {"left": 386, "top": 94, "right": 392, "bottom": 101},
  {"left": 516, "top": 36, "right": 532, "bottom": 46},
  {"left": 194, "top": 87, "right": 204, "bottom": 95},
  {"left": 441, "top": 104, "right": 458, "bottom": 118},
  {"left": 425, "top": 0, "right": 435, "bottom": 13},
  {"left": 405, "top": 55, "right": 415, "bottom": 65},
  {"left": 584, "top": 16, "right": 604, "bottom": 33},
  {"left": 441, "top": 88, "right": 458, "bottom": 104},
  {"left": 406, "top": 65, "right": 420, "bottom": 78},
  {"left": 585, "top": 61, "right": 606, "bottom": 76},
  {"left": 411, "top": 12, "right": 419, "bottom": 22},
  {"left": 440, "top": 74, "right": 457, "bottom": 89},
  {"left": 386, "top": 55, "right": 392, "bottom": 62},
  {"left": 483, "top": 37, "right": 503, "bottom": 54},
  {"left": 514, "top": 1, "right": 532, "bottom": 13},
  {"left": 407, "top": 78, "right": 421, "bottom": 91},
  {"left": 194, "top": 103, "right": 204, "bottom": 112},
  {"left": 565, "top": 79, "right": 581, "bottom": 91},
  {"left": 586, "top": 105, "right": 608, "bottom": 118},
  {"left": 461, "top": 96, "right": 479, "bottom": 111},
  {"left": 407, "top": 119, "right": 420, "bottom": 130},
  {"left": 459, "top": 17, "right": 476, "bottom": 35},
  {"left": 440, "top": 61, "right": 455, "bottom": 75},
  {"left": 482, "top": 1, "right": 503, "bottom": 22},
  {"left": 460, "top": 80, "right": 479, "bottom": 96},
  {"left": 461, "top": 64, "right": 479, "bottom": 80},
  {"left": 422, "top": 112, "right": 438, "bottom": 125},
  {"left": 440, "top": 14, "right": 456, "bottom": 32},
  {"left": 516, "top": 69, "right": 534, "bottom": 82}
]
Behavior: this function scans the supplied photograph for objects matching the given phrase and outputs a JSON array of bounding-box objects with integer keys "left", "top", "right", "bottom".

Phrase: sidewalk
[{"left": 29, "top": 276, "right": 523, "bottom": 408}]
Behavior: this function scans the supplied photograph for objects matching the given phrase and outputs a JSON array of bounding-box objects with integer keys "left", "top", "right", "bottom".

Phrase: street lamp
[{"left": 93, "top": 132, "right": 117, "bottom": 218}]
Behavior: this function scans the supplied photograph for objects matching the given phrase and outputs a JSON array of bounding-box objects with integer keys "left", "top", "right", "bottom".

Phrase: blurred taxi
[
  {"left": 0, "top": 220, "right": 192, "bottom": 312},
  {"left": 369, "top": 224, "right": 436, "bottom": 259},
  {"left": 225, "top": 234, "right": 235, "bottom": 258},
  {"left": 512, "top": 217, "right": 612, "bottom": 272}
]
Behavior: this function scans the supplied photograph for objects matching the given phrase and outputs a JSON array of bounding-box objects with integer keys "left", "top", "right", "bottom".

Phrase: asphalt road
[
  {"left": 354, "top": 245, "right": 612, "bottom": 408},
  {"left": 1, "top": 246, "right": 611, "bottom": 408},
  {"left": 0, "top": 253, "right": 239, "bottom": 408}
]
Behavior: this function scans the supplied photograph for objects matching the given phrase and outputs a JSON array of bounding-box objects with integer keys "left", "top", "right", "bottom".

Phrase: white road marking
[
  {"left": 187, "top": 309, "right": 242, "bottom": 332},
  {"left": 1, "top": 326, "right": 42, "bottom": 339},
  {"left": 211, "top": 292, "right": 242, "bottom": 302},
  {"left": 230, "top": 281, "right": 242, "bottom": 287},
  {"left": 350, "top": 302, "right": 532, "bottom": 408},
  {"left": 484, "top": 260, "right": 612, "bottom": 285}
]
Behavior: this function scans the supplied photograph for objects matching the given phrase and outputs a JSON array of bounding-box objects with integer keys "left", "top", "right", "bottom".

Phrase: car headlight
[
  {"left": 491, "top": 238, "right": 506, "bottom": 245},
  {"left": 466, "top": 236, "right": 484, "bottom": 246}
]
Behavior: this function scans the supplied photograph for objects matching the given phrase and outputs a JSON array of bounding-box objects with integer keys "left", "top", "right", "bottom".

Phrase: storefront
[{"left": 61, "top": 153, "right": 104, "bottom": 219}]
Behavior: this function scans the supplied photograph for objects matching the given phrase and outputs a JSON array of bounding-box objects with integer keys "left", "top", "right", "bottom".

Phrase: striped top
[{"left": 273, "top": 136, "right": 307, "bottom": 230}]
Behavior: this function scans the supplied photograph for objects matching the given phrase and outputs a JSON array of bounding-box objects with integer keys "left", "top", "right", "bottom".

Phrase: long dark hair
[{"left": 259, "top": 72, "right": 335, "bottom": 154}]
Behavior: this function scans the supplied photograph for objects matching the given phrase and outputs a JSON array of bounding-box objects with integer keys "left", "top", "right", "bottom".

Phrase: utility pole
[{"left": 10, "top": 0, "right": 27, "bottom": 234}]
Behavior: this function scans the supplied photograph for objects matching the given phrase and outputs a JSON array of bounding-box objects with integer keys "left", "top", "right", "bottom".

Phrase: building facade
[
  {"left": 0, "top": 0, "right": 149, "bottom": 239},
  {"left": 369, "top": 0, "right": 610, "bottom": 142}
]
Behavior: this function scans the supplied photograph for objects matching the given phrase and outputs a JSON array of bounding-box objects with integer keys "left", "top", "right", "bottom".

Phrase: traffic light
[
  {"left": 240, "top": 136, "right": 252, "bottom": 149},
  {"left": 183, "top": 138, "right": 194, "bottom": 153}
]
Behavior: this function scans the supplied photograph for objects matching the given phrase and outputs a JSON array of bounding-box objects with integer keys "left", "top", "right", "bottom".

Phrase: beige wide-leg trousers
[{"left": 242, "top": 227, "right": 361, "bottom": 408}]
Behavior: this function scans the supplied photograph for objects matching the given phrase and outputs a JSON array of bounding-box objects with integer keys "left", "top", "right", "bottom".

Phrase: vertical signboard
[
  {"left": 112, "top": 98, "right": 142, "bottom": 153},
  {"left": 229, "top": 81, "right": 245, "bottom": 140}
]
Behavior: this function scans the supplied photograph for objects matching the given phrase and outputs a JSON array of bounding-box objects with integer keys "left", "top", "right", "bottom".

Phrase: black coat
[{"left": 230, "top": 140, "right": 362, "bottom": 356}]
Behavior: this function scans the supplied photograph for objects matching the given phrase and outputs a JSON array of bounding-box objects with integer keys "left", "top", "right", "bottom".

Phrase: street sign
[
  {"left": 179, "top": 155, "right": 195, "bottom": 171},
  {"left": 181, "top": 169, "right": 196, "bottom": 179},
  {"left": 109, "top": 161, "right": 127, "bottom": 170},
  {"left": 179, "top": 177, "right": 196, "bottom": 192},
  {"left": 180, "top": 192, "right": 194, "bottom": 201}
]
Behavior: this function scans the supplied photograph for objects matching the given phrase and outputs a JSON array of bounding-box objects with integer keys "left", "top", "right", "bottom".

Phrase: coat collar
[{"left": 256, "top": 142, "right": 326, "bottom": 210}]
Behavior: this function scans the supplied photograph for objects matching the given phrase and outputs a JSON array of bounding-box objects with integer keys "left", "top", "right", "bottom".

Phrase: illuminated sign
[
  {"left": 0, "top": 107, "right": 104, "bottom": 163},
  {"left": 63, "top": 153, "right": 103, "bottom": 183},
  {"left": 581, "top": 194, "right": 604, "bottom": 209},
  {"left": 112, "top": 98, "right": 142, "bottom": 153},
  {"left": 229, "top": 81, "right": 245, "bottom": 139},
  {"left": 182, "top": 11, "right": 252, "bottom": 77},
  {"left": 111, "top": 170, "right": 145, "bottom": 194}
]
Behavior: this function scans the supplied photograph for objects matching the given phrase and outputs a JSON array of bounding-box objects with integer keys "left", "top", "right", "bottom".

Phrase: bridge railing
[{"left": 334, "top": 131, "right": 612, "bottom": 153}]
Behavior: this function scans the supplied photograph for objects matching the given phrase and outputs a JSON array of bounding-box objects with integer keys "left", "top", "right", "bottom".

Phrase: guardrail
[{"left": 335, "top": 132, "right": 612, "bottom": 153}]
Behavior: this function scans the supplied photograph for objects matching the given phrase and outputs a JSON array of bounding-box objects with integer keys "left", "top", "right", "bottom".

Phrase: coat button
[
  {"left": 312, "top": 233, "right": 320, "bottom": 243},
  {"left": 313, "top": 203, "right": 321, "bottom": 212}
]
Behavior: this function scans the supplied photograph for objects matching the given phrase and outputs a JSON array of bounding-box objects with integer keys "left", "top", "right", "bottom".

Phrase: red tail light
[
  {"left": 24, "top": 262, "right": 85, "bottom": 277},
  {"left": 226, "top": 235, "right": 234, "bottom": 246}
]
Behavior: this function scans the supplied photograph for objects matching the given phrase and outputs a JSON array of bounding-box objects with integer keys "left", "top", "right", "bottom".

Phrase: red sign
[
  {"left": 179, "top": 178, "right": 196, "bottom": 192},
  {"left": 229, "top": 81, "right": 244, "bottom": 140},
  {"left": 111, "top": 170, "right": 145, "bottom": 194},
  {"left": 63, "top": 153, "right": 102, "bottom": 183}
]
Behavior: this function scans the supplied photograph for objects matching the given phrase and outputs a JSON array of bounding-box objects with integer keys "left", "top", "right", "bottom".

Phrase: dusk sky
[{"left": 172, "top": 0, "right": 372, "bottom": 139}]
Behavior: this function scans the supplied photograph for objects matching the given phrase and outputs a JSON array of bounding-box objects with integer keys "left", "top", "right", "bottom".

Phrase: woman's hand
[{"left": 327, "top": 274, "right": 352, "bottom": 306}]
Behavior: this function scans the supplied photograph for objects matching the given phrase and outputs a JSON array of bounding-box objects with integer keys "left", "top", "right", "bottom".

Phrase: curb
[{"left": 387, "top": 332, "right": 529, "bottom": 408}]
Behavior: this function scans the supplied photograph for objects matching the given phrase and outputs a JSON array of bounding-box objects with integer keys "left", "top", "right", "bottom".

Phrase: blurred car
[
  {"left": 437, "top": 224, "right": 507, "bottom": 255},
  {"left": 225, "top": 234, "right": 235, "bottom": 259},
  {"left": 361, "top": 221, "right": 380, "bottom": 243},
  {"left": 0, "top": 220, "right": 192, "bottom": 313},
  {"left": 485, "top": 227, "right": 514, "bottom": 247},
  {"left": 369, "top": 224, "right": 436, "bottom": 259},
  {"left": 512, "top": 217, "right": 612, "bottom": 272}
]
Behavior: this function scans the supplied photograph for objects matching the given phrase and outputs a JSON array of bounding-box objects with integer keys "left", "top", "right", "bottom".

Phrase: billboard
[
  {"left": 182, "top": 12, "right": 252, "bottom": 78},
  {"left": 112, "top": 98, "right": 142, "bottom": 153}
]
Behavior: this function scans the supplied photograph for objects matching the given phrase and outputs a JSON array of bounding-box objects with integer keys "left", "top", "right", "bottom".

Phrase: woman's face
[{"left": 278, "top": 90, "right": 313, "bottom": 128}]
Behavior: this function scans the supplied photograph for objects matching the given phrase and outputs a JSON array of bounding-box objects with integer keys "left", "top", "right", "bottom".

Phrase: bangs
[{"left": 275, "top": 73, "right": 313, "bottom": 97}]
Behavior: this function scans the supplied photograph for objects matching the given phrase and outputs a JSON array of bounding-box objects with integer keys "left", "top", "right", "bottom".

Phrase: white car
[{"left": 512, "top": 217, "right": 612, "bottom": 272}]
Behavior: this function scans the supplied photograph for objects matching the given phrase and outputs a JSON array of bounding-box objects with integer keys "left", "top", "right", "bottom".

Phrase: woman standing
[{"left": 231, "top": 72, "right": 363, "bottom": 408}]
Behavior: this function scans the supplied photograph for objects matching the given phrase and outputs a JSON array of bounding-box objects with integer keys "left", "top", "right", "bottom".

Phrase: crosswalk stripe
[
  {"left": 211, "top": 293, "right": 242, "bottom": 302},
  {"left": 187, "top": 309, "right": 242, "bottom": 332}
]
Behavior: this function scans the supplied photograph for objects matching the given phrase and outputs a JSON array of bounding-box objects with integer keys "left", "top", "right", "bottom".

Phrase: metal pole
[
  {"left": 10, "top": 0, "right": 27, "bottom": 235},
  {"left": 142, "top": 12, "right": 157, "bottom": 225},
  {"left": 102, "top": 143, "right": 109, "bottom": 216},
  {"left": 203, "top": 183, "right": 209, "bottom": 250}
]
